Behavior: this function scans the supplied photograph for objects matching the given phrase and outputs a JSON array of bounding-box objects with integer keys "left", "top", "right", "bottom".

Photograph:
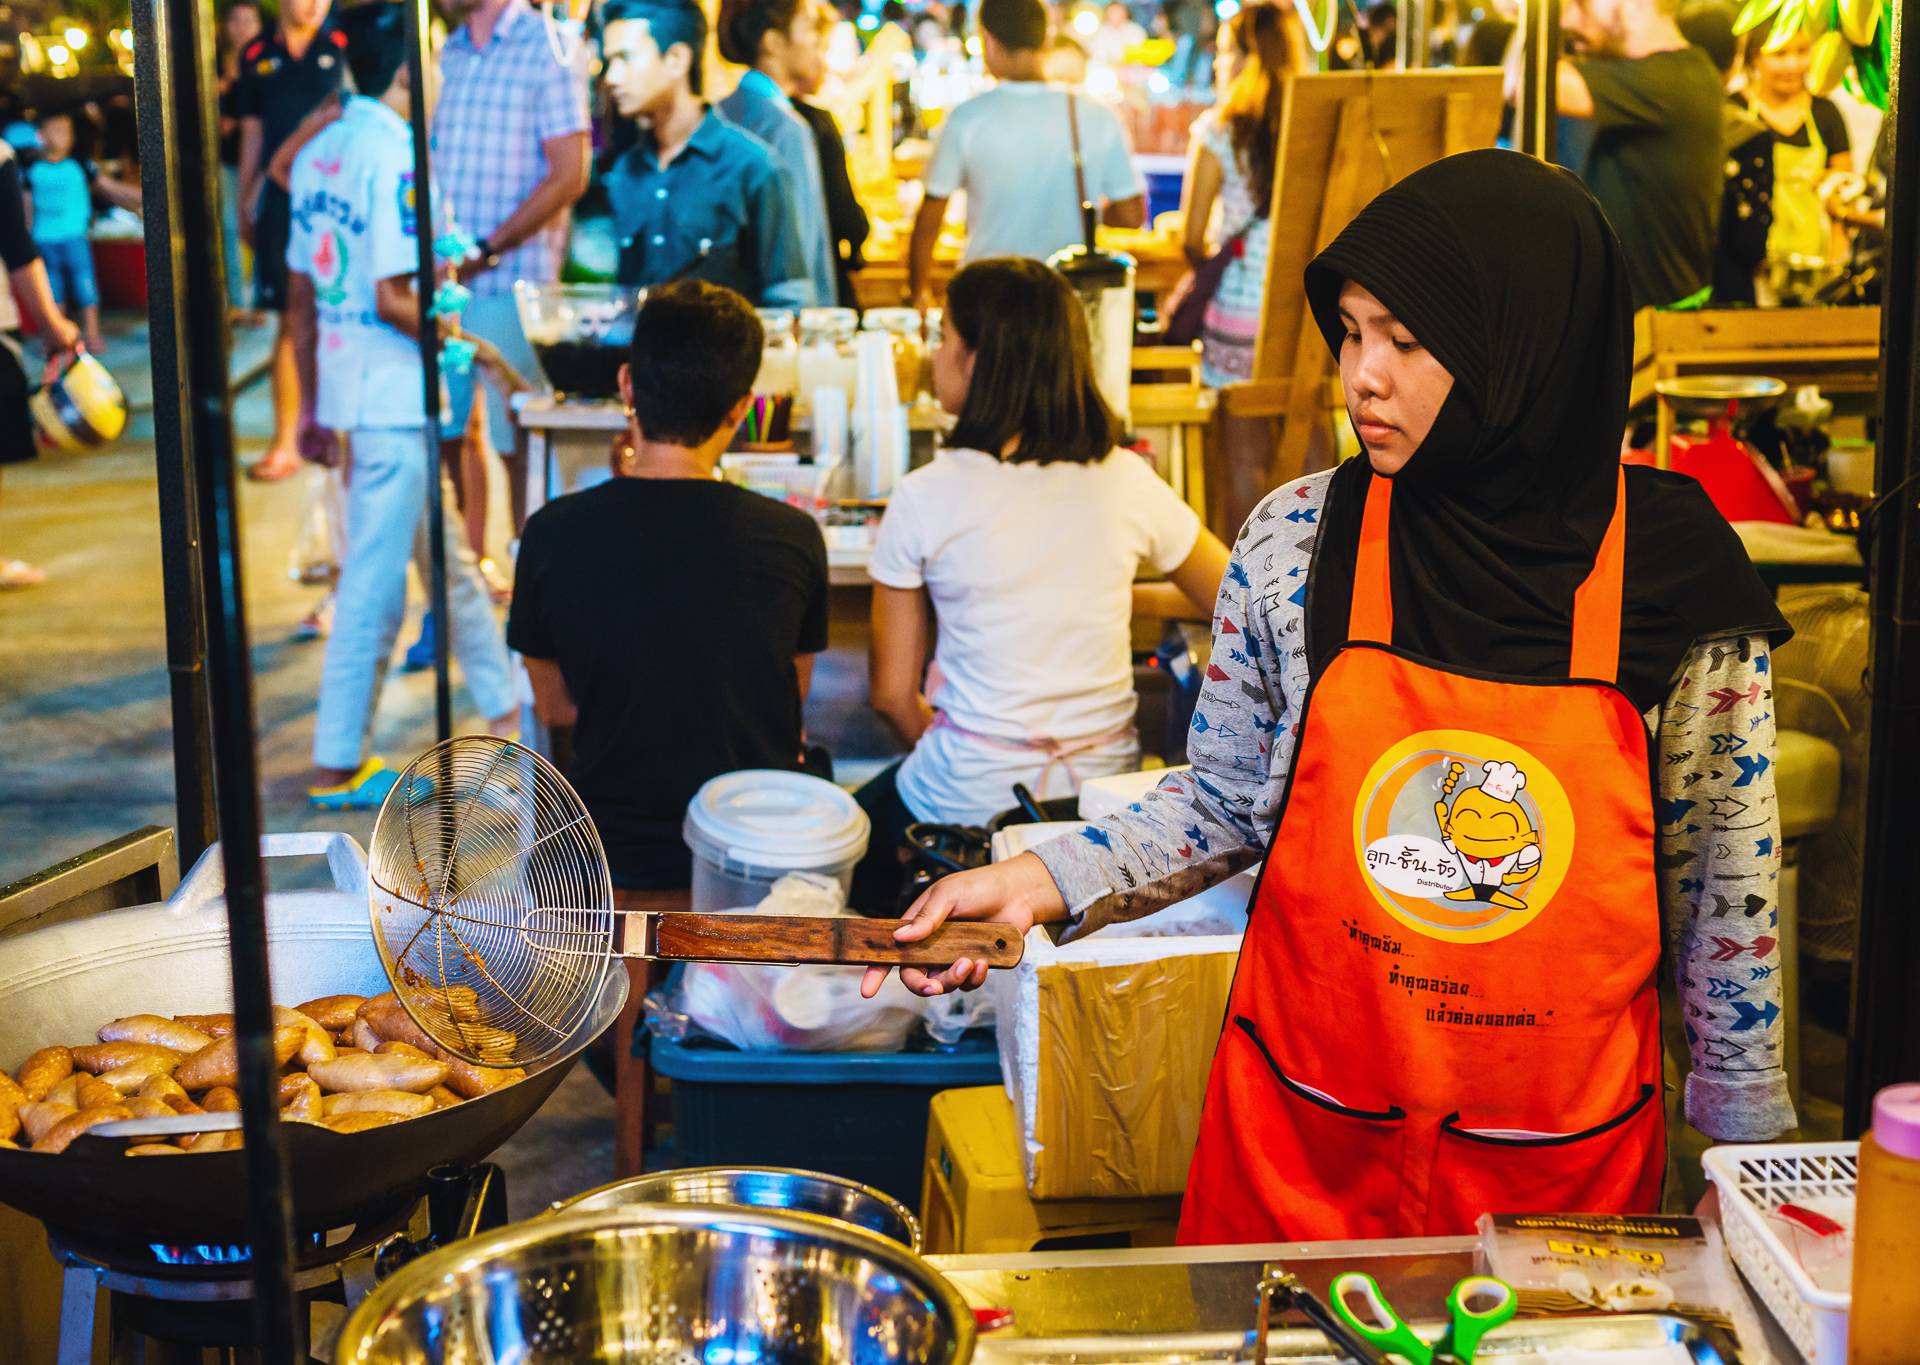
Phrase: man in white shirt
[
  {"left": 286, "top": 0, "right": 518, "bottom": 809},
  {"left": 908, "top": 0, "right": 1145, "bottom": 305}
]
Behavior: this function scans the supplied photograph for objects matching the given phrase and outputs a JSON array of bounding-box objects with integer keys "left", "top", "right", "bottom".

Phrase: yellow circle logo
[{"left": 1352, "top": 729, "right": 1575, "bottom": 943}]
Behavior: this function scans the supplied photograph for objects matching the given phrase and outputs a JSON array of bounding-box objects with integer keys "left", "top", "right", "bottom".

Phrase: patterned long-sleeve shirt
[{"left": 1034, "top": 471, "right": 1796, "bottom": 1143}]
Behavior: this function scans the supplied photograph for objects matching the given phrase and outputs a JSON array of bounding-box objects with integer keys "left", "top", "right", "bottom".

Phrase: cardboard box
[{"left": 987, "top": 823, "right": 1252, "bottom": 1199}]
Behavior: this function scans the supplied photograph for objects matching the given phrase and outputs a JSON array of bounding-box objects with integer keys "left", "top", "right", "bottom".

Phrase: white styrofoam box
[{"left": 1076, "top": 766, "right": 1190, "bottom": 820}]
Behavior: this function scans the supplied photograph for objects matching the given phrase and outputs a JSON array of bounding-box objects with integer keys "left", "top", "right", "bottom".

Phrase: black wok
[{"left": 0, "top": 833, "right": 626, "bottom": 1246}]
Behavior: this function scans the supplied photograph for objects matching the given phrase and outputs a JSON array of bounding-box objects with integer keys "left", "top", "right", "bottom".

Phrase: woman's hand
[{"left": 859, "top": 852, "right": 1068, "bottom": 999}]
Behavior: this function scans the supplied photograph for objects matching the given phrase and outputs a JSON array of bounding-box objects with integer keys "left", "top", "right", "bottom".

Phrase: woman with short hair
[{"left": 851, "top": 257, "right": 1229, "bottom": 910}]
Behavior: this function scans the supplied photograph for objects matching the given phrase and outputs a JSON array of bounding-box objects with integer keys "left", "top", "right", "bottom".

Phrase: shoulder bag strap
[{"left": 1066, "top": 90, "right": 1092, "bottom": 248}]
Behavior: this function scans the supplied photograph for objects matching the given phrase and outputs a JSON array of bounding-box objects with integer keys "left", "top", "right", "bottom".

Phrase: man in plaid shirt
[{"left": 435, "top": 0, "right": 592, "bottom": 562}]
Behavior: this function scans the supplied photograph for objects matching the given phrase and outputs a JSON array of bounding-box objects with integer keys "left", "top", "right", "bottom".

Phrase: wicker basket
[{"left": 1702, "top": 1141, "right": 1856, "bottom": 1364}]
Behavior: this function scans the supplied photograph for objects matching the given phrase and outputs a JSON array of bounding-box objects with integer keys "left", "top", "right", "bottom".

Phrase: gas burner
[{"left": 46, "top": 1163, "right": 507, "bottom": 1361}]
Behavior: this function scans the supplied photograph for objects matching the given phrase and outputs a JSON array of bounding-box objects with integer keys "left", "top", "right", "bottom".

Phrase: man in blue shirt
[
  {"left": 600, "top": 0, "right": 812, "bottom": 308},
  {"left": 717, "top": 0, "right": 837, "bottom": 308}
]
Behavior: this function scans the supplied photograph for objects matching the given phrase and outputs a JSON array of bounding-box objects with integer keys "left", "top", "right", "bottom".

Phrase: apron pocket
[
  {"left": 1227, "top": 1015, "right": 1411, "bottom": 1239},
  {"left": 1427, "top": 1083, "right": 1663, "bottom": 1230}
]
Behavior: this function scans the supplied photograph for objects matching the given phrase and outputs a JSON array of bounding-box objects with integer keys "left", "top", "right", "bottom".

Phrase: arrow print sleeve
[
  {"left": 1654, "top": 636, "right": 1795, "bottom": 1141},
  {"left": 1031, "top": 471, "right": 1795, "bottom": 1143}
]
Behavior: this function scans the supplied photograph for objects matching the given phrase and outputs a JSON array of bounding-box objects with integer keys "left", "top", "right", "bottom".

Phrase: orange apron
[{"left": 1179, "top": 469, "right": 1665, "bottom": 1244}]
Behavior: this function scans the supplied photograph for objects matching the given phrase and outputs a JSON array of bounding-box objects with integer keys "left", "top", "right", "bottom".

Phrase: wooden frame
[
  {"left": 1223, "top": 70, "right": 1505, "bottom": 488},
  {"left": 1632, "top": 306, "right": 1883, "bottom": 464}
]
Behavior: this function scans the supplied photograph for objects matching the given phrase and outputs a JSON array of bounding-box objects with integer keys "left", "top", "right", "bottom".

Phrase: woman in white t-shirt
[{"left": 851, "top": 257, "right": 1229, "bottom": 911}]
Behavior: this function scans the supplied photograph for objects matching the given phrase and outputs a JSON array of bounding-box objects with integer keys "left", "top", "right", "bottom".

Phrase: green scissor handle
[
  {"left": 1442, "top": 1276, "right": 1518, "bottom": 1365},
  {"left": 1330, "top": 1272, "right": 1435, "bottom": 1365}
]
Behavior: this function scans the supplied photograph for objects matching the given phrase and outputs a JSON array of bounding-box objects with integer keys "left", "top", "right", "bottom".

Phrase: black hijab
[{"left": 1301, "top": 149, "right": 1788, "bottom": 716}]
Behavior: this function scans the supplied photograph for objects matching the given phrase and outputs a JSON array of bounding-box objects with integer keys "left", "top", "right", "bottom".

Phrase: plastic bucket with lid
[{"left": 683, "top": 770, "right": 871, "bottom": 915}]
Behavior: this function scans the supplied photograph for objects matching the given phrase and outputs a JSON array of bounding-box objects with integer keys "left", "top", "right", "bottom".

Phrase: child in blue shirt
[{"left": 26, "top": 110, "right": 140, "bottom": 353}]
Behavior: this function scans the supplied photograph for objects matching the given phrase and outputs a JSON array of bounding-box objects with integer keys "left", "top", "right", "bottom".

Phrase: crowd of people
[{"left": 0, "top": 0, "right": 1890, "bottom": 840}]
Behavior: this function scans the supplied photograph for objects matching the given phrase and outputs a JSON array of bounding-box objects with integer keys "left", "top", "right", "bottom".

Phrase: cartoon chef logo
[{"left": 1353, "top": 730, "right": 1574, "bottom": 943}]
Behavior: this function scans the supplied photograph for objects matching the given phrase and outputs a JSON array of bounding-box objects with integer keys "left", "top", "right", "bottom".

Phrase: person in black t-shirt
[
  {"left": 229, "top": 0, "right": 344, "bottom": 482},
  {"left": 1505, "top": 0, "right": 1724, "bottom": 312},
  {"left": 507, "top": 282, "right": 830, "bottom": 890}
]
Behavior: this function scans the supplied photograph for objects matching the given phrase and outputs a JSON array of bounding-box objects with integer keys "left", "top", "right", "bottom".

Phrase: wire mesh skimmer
[{"left": 368, "top": 736, "right": 616, "bottom": 1068}]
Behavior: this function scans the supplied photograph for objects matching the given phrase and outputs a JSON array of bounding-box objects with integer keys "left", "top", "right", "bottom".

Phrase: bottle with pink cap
[{"left": 1848, "top": 1082, "right": 1920, "bottom": 1364}]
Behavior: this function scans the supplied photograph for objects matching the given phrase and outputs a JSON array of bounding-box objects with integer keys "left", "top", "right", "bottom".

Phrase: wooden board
[{"left": 1221, "top": 70, "right": 1504, "bottom": 497}]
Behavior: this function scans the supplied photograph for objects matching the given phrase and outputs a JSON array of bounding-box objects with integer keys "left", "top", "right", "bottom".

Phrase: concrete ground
[{"left": 0, "top": 311, "right": 900, "bottom": 1213}]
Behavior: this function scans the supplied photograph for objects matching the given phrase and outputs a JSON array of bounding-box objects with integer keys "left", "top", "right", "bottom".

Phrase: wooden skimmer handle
[{"left": 642, "top": 913, "right": 1025, "bottom": 969}]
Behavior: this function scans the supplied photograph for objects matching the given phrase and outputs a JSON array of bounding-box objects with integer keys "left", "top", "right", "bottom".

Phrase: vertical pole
[
  {"left": 129, "top": 0, "right": 218, "bottom": 868},
  {"left": 404, "top": 0, "right": 455, "bottom": 742},
  {"left": 127, "top": 0, "right": 301, "bottom": 1353},
  {"left": 1515, "top": 0, "right": 1559, "bottom": 160},
  {"left": 1848, "top": 0, "right": 1920, "bottom": 1132},
  {"left": 1394, "top": 0, "right": 1427, "bottom": 70}
]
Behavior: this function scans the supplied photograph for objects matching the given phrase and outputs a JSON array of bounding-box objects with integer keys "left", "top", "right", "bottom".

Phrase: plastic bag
[
  {"left": 645, "top": 874, "right": 936, "bottom": 1052},
  {"left": 289, "top": 464, "right": 347, "bottom": 583}
]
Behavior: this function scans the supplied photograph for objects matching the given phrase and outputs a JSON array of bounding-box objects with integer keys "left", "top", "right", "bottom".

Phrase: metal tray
[{"left": 970, "top": 1314, "right": 1735, "bottom": 1363}]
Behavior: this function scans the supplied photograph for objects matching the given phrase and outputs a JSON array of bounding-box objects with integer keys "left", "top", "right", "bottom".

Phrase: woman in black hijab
[{"left": 862, "top": 150, "right": 1795, "bottom": 1240}]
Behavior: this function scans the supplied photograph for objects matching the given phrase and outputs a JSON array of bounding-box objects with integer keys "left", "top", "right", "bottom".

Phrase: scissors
[{"left": 1330, "top": 1272, "right": 1518, "bottom": 1365}]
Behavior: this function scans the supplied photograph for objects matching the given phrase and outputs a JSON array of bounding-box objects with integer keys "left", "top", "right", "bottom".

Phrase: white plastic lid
[{"left": 683, "top": 770, "right": 871, "bottom": 875}]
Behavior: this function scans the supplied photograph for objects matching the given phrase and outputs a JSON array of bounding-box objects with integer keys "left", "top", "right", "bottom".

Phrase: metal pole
[
  {"left": 128, "top": 0, "right": 218, "bottom": 868},
  {"left": 1514, "top": 0, "right": 1559, "bottom": 160},
  {"left": 1847, "top": 0, "right": 1920, "bottom": 1133},
  {"left": 127, "top": 0, "right": 302, "bottom": 1353},
  {"left": 1394, "top": 0, "right": 1427, "bottom": 70},
  {"left": 404, "top": 0, "right": 455, "bottom": 742}
]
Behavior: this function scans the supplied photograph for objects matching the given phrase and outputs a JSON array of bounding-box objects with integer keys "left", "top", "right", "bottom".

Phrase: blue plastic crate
[{"left": 649, "top": 1032, "right": 1001, "bottom": 1207}]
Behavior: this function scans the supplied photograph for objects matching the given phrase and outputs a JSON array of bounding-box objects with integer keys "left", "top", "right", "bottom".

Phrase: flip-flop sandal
[
  {"left": 307, "top": 758, "right": 401, "bottom": 810},
  {"left": 0, "top": 559, "right": 46, "bottom": 589},
  {"left": 246, "top": 455, "right": 303, "bottom": 483}
]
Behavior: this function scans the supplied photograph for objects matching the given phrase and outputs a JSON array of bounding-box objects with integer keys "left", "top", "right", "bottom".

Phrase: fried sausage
[
  {"left": 44, "top": 1075, "right": 81, "bottom": 1108},
  {"left": 17, "top": 1047, "right": 72, "bottom": 1101},
  {"left": 373, "top": 1041, "right": 434, "bottom": 1060},
  {"left": 359, "top": 997, "right": 438, "bottom": 1053},
  {"left": 126, "top": 1144, "right": 187, "bottom": 1156},
  {"left": 97, "top": 1056, "right": 178, "bottom": 1094},
  {"left": 441, "top": 1056, "right": 526, "bottom": 1100},
  {"left": 139, "top": 1073, "right": 191, "bottom": 1106},
  {"left": 34, "top": 1103, "right": 134, "bottom": 1154},
  {"left": 323, "top": 1110, "right": 407, "bottom": 1134},
  {"left": 282, "top": 1076, "right": 324, "bottom": 1122},
  {"left": 186, "top": 1130, "right": 241, "bottom": 1153},
  {"left": 322, "top": 1090, "right": 434, "bottom": 1119},
  {"left": 74, "top": 1075, "right": 120, "bottom": 1111},
  {"left": 72, "top": 1042, "right": 185, "bottom": 1076},
  {"left": 308, "top": 1052, "right": 448, "bottom": 1095},
  {"left": 173, "top": 1026, "right": 304, "bottom": 1092},
  {"left": 125, "top": 1096, "right": 176, "bottom": 1121},
  {"left": 350, "top": 1019, "right": 384, "bottom": 1053},
  {"left": 200, "top": 1087, "right": 240, "bottom": 1113},
  {"left": 173, "top": 1013, "right": 235, "bottom": 1039},
  {"left": 272, "top": 1006, "right": 336, "bottom": 1069},
  {"left": 295, "top": 995, "right": 366, "bottom": 1032},
  {"left": 97, "top": 1015, "right": 215, "bottom": 1053},
  {"left": 276, "top": 1073, "right": 311, "bottom": 1107},
  {"left": 428, "top": 1085, "right": 463, "bottom": 1110},
  {"left": 19, "top": 1101, "right": 77, "bottom": 1144},
  {"left": 0, "top": 1071, "right": 25, "bottom": 1143}
]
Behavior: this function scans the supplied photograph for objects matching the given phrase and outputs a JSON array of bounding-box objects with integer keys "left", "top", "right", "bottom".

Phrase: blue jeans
[
  {"left": 37, "top": 236, "right": 98, "bottom": 311},
  {"left": 442, "top": 291, "right": 538, "bottom": 453},
  {"left": 311, "top": 426, "right": 518, "bottom": 769}
]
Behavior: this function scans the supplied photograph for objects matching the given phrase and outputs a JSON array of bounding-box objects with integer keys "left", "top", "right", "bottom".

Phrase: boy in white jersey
[{"left": 287, "top": 0, "right": 518, "bottom": 807}]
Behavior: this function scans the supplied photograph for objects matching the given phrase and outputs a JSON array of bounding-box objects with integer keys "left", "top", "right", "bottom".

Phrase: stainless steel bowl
[
  {"left": 559, "top": 1166, "right": 922, "bottom": 1251},
  {"left": 1655, "top": 374, "right": 1788, "bottom": 424},
  {"left": 336, "top": 1204, "right": 975, "bottom": 1365}
]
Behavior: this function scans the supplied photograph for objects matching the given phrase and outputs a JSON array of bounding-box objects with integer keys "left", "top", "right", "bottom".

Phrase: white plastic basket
[{"left": 1702, "top": 1141, "right": 1856, "bottom": 1364}]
